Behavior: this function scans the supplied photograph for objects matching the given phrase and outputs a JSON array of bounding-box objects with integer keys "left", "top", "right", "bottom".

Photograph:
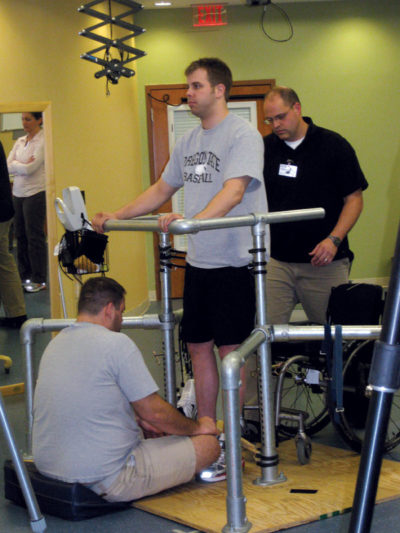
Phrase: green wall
[{"left": 135, "top": 0, "right": 400, "bottom": 288}]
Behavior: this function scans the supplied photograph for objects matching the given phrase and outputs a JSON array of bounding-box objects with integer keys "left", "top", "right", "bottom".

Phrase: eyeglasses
[{"left": 264, "top": 106, "right": 293, "bottom": 125}]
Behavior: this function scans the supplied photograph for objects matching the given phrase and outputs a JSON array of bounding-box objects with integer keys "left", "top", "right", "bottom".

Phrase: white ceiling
[{"left": 141, "top": 0, "right": 341, "bottom": 10}]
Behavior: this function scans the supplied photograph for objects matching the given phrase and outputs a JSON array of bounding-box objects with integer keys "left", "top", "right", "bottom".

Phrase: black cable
[
  {"left": 147, "top": 92, "right": 184, "bottom": 107},
  {"left": 260, "top": 0, "right": 294, "bottom": 43}
]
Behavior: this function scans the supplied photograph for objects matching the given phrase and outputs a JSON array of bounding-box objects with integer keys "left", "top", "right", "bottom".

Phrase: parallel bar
[
  {"left": 222, "top": 330, "right": 266, "bottom": 533},
  {"left": 105, "top": 218, "right": 162, "bottom": 232},
  {"left": 158, "top": 232, "right": 177, "bottom": 406},
  {"left": 104, "top": 208, "right": 325, "bottom": 235},
  {"left": 271, "top": 325, "right": 381, "bottom": 342},
  {"left": 20, "top": 204, "right": 328, "bottom": 531},
  {"left": 251, "top": 222, "right": 283, "bottom": 487},
  {"left": 64, "top": 205, "right": 325, "bottom": 531}
]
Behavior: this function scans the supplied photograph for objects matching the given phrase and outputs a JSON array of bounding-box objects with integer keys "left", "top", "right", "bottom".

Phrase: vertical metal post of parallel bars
[
  {"left": 0, "top": 391, "right": 47, "bottom": 532},
  {"left": 222, "top": 330, "right": 267, "bottom": 533},
  {"left": 24, "top": 338, "right": 35, "bottom": 455},
  {"left": 251, "top": 221, "right": 285, "bottom": 487},
  {"left": 158, "top": 232, "right": 177, "bottom": 406},
  {"left": 349, "top": 222, "right": 400, "bottom": 533}
]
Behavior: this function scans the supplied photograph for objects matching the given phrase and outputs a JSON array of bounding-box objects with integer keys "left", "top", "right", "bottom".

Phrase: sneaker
[
  {"left": 197, "top": 434, "right": 227, "bottom": 483},
  {"left": 177, "top": 379, "right": 197, "bottom": 419},
  {"left": 197, "top": 434, "right": 245, "bottom": 483},
  {"left": 24, "top": 282, "right": 47, "bottom": 293},
  {"left": 22, "top": 279, "right": 31, "bottom": 288}
]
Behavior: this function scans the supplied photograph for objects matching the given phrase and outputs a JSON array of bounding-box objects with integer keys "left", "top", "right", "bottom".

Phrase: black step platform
[{"left": 4, "top": 460, "right": 131, "bottom": 521}]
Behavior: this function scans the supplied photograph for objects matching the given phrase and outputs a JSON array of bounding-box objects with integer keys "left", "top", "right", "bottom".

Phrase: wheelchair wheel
[
  {"left": 331, "top": 340, "right": 400, "bottom": 453},
  {"left": 295, "top": 433, "right": 312, "bottom": 465},
  {"left": 276, "top": 355, "right": 330, "bottom": 438}
]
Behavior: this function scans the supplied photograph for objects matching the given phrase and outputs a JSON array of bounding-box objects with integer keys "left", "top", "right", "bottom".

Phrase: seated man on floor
[{"left": 32, "top": 277, "right": 219, "bottom": 502}]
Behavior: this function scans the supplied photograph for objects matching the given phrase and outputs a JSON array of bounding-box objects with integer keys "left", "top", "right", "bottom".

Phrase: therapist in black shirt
[{"left": 263, "top": 86, "right": 368, "bottom": 324}]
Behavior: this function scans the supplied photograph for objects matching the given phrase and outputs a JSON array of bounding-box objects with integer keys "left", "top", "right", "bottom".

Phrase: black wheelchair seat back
[
  {"left": 327, "top": 282, "right": 384, "bottom": 325},
  {"left": 271, "top": 283, "right": 383, "bottom": 364}
]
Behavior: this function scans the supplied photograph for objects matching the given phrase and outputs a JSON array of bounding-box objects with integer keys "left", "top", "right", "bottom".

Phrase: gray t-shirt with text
[{"left": 162, "top": 113, "right": 269, "bottom": 268}]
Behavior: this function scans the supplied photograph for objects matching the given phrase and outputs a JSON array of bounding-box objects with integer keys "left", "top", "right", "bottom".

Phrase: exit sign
[{"left": 192, "top": 4, "right": 227, "bottom": 27}]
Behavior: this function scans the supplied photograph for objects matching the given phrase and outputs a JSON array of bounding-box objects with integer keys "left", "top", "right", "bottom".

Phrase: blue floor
[{"left": 1, "top": 290, "right": 400, "bottom": 532}]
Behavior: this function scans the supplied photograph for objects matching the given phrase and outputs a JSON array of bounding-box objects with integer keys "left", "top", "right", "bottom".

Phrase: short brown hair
[
  {"left": 265, "top": 86, "right": 301, "bottom": 107},
  {"left": 185, "top": 58, "right": 232, "bottom": 101},
  {"left": 78, "top": 277, "right": 126, "bottom": 315}
]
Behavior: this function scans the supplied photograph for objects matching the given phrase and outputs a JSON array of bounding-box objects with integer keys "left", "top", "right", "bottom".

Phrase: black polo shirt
[{"left": 263, "top": 117, "right": 368, "bottom": 263}]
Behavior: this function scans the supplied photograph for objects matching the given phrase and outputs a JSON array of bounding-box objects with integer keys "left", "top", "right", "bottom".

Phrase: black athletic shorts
[{"left": 181, "top": 263, "right": 256, "bottom": 347}]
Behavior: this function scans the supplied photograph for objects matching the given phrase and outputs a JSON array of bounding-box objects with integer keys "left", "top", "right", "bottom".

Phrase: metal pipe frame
[
  {"left": 104, "top": 210, "right": 323, "bottom": 407},
  {"left": 109, "top": 208, "right": 328, "bottom": 532},
  {"left": 251, "top": 221, "right": 285, "bottom": 487},
  {"left": 0, "top": 391, "right": 47, "bottom": 532},
  {"left": 221, "top": 324, "right": 381, "bottom": 532},
  {"left": 222, "top": 330, "right": 266, "bottom": 533},
  {"left": 104, "top": 208, "right": 325, "bottom": 235},
  {"left": 19, "top": 207, "right": 325, "bottom": 527},
  {"left": 158, "top": 232, "right": 177, "bottom": 406},
  {"left": 271, "top": 324, "right": 381, "bottom": 342},
  {"left": 104, "top": 210, "right": 323, "bottom": 420}
]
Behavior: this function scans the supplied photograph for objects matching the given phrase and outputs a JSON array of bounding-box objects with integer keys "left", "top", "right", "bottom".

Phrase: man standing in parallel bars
[{"left": 92, "top": 57, "right": 268, "bottom": 481}]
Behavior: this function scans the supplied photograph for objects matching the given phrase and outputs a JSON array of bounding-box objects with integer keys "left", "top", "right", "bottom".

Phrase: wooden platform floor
[{"left": 133, "top": 441, "right": 400, "bottom": 533}]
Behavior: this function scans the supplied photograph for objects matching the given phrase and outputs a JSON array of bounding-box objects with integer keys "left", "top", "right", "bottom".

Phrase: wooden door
[{"left": 145, "top": 79, "right": 275, "bottom": 299}]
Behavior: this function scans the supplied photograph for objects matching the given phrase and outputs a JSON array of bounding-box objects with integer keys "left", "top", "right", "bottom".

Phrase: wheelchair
[
  {"left": 244, "top": 283, "right": 399, "bottom": 464},
  {"left": 272, "top": 337, "right": 400, "bottom": 461},
  {"left": 275, "top": 283, "right": 400, "bottom": 463}
]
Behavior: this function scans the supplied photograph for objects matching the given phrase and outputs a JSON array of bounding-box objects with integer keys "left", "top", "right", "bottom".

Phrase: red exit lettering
[{"left": 194, "top": 4, "right": 227, "bottom": 27}]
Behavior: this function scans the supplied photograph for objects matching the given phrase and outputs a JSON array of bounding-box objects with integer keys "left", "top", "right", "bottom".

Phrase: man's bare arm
[
  {"left": 309, "top": 189, "right": 364, "bottom": 266},
  {"left": 195, "top": 176, "right": 252, "bottom": 219},
  {"left": 157, "top": 176, "right": 252, "bottom": 232},
  {"left": 328, "top": 189, "right": 364, "bottom": 241},
  {"left": 132, "top": 392, "right": 218, "bottom": 437},
  {"left": 92, "top": 178, "right": 179, "bottom": 233}
]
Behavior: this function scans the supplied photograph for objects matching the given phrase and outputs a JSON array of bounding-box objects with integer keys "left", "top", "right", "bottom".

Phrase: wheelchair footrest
[{"left": 279, "top": 407, "right": 309, "bottom": 420}]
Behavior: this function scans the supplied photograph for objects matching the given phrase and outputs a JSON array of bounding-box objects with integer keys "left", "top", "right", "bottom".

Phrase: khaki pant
[
  {"left": 266, "top": 257, "right": 350, "bottom": 324},
  {"left": 0, "top": 219, "right": 26, "bottom": 317},
  {"left": 90, "top": 436, "right": 196, "bottom": 502}
]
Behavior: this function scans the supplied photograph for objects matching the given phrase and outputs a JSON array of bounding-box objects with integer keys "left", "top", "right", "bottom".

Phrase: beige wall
[{"left": 0, "top": 0, "right": 148, "bottom": 316}]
